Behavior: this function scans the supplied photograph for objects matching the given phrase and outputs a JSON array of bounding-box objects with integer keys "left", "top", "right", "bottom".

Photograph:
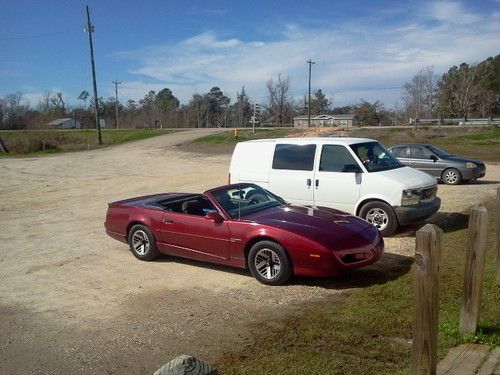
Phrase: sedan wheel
[
  {"left": 442, "top": 168, "right": 462, "bottom": 185},
  {"left": 248, "top": 241, "right": 292, "bottom": 285},
  {"left": 128, "top": 224, "right": 159, "bottom": 261}
]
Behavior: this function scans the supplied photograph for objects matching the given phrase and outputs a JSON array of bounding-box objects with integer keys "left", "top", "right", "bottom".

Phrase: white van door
[
  {"left": 269, "top": 143, "right": 316, "bottom": 205},
  {"left": 313, "top": 144, "right": 362, "bottom": 213}
]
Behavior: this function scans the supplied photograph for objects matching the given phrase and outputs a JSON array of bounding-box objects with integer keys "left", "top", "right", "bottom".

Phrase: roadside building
[
  {"left": 47, "top": 118, "right": 81, "bottom": 129},
  {"left": 293, "top": 114, "right": 355, "bottom": 128}
]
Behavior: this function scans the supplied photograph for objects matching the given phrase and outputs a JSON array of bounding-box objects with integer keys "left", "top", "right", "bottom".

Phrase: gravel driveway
[{"left": 0, "top": 130, "right": 498, "bottom": 374}]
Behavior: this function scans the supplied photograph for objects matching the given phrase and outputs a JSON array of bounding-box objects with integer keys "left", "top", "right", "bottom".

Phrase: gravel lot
[{"left": 0, "top": 129, "right": 498, "bottom": 374}]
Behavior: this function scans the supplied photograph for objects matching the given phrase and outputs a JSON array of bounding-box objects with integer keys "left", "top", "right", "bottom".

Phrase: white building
[
  {"left": 293, "top": 114, "right": 355, "bottom": 128},
  {"left": 47, "top": 118, "right": 81, "bottom": 129}
]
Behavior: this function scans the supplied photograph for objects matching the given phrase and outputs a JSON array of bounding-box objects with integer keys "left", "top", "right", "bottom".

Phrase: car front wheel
[
  {"left": 128, "top": 224, "right": 160, "bottom": 261},
  {"left": 442, "top": 168, "right": 462, "bottom": 185},
  {"left": 359, "top": 201, "right": 398, "bottom": 236},
  {"left": 248, "top": 241, "right": 292, "bottom": 286}
]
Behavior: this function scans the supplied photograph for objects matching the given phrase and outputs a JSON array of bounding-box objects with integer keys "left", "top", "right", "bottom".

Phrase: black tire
[
  {"left": 442, "top": 168, "right": 462, "bottom": 185},
  {"left": 248, "top": 241, "right": 292, "bottom": 286},
  {"left": 359, "top": 201, "right": 398, "bottom": 236},
  {"left": 128, "top": 224, "right": 160, "bottom": 261}
]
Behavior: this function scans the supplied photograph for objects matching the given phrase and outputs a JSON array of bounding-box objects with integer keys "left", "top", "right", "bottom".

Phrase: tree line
[
  {"left": 0, "top": 55, "right": 498, "bottom": 130},
  {"left": 403, "top": 55, "right": 499, "bottom": 120}
]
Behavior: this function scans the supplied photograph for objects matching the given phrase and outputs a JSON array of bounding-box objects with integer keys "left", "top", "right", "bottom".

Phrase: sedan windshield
[
  {"left": 211, "top": 184, "right": 284, "bottom": 219},
  {"left": 350, "top": 142, "right": 404, "bottom": 172},
  {"left": 425, "top": 145, "right": 451, "bottom": 158}
]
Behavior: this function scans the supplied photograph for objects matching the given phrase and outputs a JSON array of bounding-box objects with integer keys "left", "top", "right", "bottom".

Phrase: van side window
[
  {"left": 319, "top": 145, "right": 358, "bottom": 172},
  {"left": 272, "top": 144, "right": 316, "bottom": 171}
]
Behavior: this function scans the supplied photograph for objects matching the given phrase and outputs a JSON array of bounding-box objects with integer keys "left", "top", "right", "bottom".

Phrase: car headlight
[
  {"left": 465, "top": 162, "right": 477, "bottom": 169},
  {"left": 402, "top": 189, "right": 420, "bottom": 206}
]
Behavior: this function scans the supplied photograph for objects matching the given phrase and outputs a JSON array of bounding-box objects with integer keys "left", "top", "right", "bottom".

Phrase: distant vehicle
[
  {"left": 229, "top": 138, "right": 440, "bottom": 236},
  {"left": 388, "top": 144, "right": 486, "bottom": 185},
  {"left": 105, "top": 183, "right": 383, "bottom": 285}
]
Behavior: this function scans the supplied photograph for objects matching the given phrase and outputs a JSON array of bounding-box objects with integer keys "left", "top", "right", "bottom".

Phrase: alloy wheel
[{"left": 254, "top": 248, "right": 281, "bottom": 280}]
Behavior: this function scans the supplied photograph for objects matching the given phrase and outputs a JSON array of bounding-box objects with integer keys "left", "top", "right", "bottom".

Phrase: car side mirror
[
  {"left": 205, "top": 211, "right": 224, "bottom": 223},
  {"left": 342, "top": 164, "right": 362, "bottom": 173},
  {"left": 429, "top": 155, "right": 437, "bottom": 162}
]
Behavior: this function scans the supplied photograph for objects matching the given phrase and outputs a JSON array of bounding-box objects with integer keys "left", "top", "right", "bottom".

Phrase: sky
[{"left": 0, "top": 0, "right": 499, "bottom": 109}]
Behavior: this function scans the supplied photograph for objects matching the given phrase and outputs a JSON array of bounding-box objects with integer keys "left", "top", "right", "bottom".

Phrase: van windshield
[
  {"left": 211, "top": 184, "right": 285, "bottom": 219},
  {"left": 350, "top": 142, "right": 404, "bottom": 172}
]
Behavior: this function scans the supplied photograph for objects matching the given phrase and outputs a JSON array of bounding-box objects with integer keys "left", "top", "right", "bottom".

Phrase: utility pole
[
  {"left": 85, "top": 5, "right": 102, "bottom": 145},
  {"left": 307, "top": 59, "right": 315, "bottom": 127},
  {"left": 112, "top": 80, "right": 121, "bottom": 129}
]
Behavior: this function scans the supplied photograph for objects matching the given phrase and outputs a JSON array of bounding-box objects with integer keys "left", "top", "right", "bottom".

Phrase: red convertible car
[{"left": 105, "top": 183, "right": 384, "bottom": 285}]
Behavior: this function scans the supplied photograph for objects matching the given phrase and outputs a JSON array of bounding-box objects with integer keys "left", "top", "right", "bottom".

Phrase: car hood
[
  {"left": 375, "top": 166, "right": 437, "bottom": 189},
  {"left": 243, "top": 205, "right": 380, "bottom": 250}
]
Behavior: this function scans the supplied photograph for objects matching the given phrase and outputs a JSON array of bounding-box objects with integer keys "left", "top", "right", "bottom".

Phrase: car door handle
[
  {"left": 162, "top": 218, "right": 173, "bottom": 224},
  {"left": 306, "top": 178, "right": 312, "bottom": 187},
  {"left": 315, "top": 179, "right": 319, "bottom": 188}
]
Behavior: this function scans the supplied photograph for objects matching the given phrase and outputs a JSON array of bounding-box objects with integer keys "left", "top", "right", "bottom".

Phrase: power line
[{"left": 0, "top": 28, "right": 80, "bottom": 40}]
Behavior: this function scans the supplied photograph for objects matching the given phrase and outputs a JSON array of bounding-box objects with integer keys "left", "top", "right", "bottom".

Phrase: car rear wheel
[
  {"left": 128, "top": 224, "right": 159, "bottom": 261},
  {"left": 248, "top": 241, "right": 292, "bottom": 286},
  {"left": 442, "top": 168, "right": 462, "bottom": 185},
  {"left": 359, "top": 201, "right": 398, "bottom": 236}
]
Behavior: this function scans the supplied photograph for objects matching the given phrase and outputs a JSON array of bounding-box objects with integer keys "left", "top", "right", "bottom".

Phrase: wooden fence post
[
  {"left": 0, "top": 136, "right": 9, "bottom": 153},
  {"left": 496, "top": 187, "right": 500, "bottom": 284},
  {"left": 412, "top": 224, "right": 442, "bottom": 375},
  {"left": 459, "top": 205, "right": 488, "bottom": 334}
]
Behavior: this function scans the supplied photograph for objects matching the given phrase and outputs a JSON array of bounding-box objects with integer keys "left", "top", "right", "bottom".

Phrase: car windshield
[
  {"left": 211, "top": 184, "right": 285, "bottom": 219},
  {"left": 425, "top": 145, "right": 451, "bottom": 158},
  {"left": 350, "top": 141, "right": 404, "bottom": 172}
]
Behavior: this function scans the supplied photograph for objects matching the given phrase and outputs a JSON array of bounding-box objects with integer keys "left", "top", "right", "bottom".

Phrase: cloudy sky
[{"left": 0, "top": 0, "right": 499, "bottom": 108}]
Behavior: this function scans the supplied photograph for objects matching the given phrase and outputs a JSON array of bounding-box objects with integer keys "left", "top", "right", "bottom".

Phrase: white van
[{"left": 229, "top": 137, "right": 441, "bottom": 236}]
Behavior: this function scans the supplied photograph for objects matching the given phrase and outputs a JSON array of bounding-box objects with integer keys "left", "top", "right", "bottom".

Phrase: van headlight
[
  {"left": 465, "top": 162, "right": 476, "bottom": 169},
  {"left": 402, "top": 189, "right": 420, "bottom": 206}
]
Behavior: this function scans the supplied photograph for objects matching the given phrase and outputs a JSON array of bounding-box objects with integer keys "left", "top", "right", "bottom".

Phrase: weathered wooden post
[
  {"left": 496, "top": 187, "right": 500, "bottom": 284},
  {"left": 0, "top": 136, "right": 9, "bottom": 153},
  {"left": 412, "top": 224, "right": 442, "bottom": 375},
  {"left": 459, "top": 205, "right": 488, "bottom": 334}
]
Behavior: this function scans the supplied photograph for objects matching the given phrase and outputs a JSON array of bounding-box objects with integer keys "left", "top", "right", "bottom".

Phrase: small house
[
  {"left": 293, "top": 114, "right": 355, "bottom": 128},
  {"left": 47, "top": 118, "right": 81, "bottom": 129}
]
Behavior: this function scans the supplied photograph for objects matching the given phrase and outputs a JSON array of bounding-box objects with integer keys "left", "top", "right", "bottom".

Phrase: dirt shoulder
[{"left": 0, "top": 130, "right": 499, "bottom": 374}]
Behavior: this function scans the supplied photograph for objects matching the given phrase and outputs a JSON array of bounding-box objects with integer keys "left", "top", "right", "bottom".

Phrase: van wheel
[
  {"left": 248, "top": 241, "right": 292, "bottom": 286},
  {"left": 359, "top": 201, "right": 398, "bottom": 236}
]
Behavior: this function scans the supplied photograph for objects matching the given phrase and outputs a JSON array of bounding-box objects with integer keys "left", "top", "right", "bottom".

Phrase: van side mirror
[
  {"left": 205, "top": 211, "right": 224, "bottom": 223},
  {"left": 342, "top": 164, "right": 362, "bottom": 173}
]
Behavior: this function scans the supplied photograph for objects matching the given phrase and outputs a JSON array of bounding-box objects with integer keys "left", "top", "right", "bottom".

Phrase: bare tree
[
  {"left": 0, "top": 97, "right": 5, "bottom": 129},
  {"left": 437, "top": 63, "right": 482, "bottom": 119},
  {"left": 49, "top": 92, "right": 66, "bottom": 112},
  {"left": 403, "top": 66, "right": 437, "bottom": 119},
  {"left": 78, "top": 90, "right": 90, "bottom": 109},
  {"left": 266, "top": 74, "right": 292, "bottom": 125}
]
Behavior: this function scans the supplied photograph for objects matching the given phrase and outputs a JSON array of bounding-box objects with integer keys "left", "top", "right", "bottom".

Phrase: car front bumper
[
  {"left": 460, "top": 165, "right": 486, "bottom": 180},
  {"left": 394, "top": 197, "right": 441, "bottom": 226}
]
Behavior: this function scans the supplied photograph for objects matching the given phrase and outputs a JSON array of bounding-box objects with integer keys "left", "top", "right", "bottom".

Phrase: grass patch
[
  {"left": 178, "top": 125, "right": 500, "bottom": 162},
  {"left": 180, "top": 128, "right": 302, "bottom": 154},
  {"left": 215, "top": 201, "right": 500, "bottom": 374},
  {"left": 0, "top": 129, "right": 178, "bottom": 156},
  {"left": 349, "top": 126, "right": 500, "bottom": 162}
]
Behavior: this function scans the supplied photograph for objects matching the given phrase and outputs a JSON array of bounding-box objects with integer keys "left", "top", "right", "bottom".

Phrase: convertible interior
[{"left": 149, "top": 195, "right": 216, "bottom": 216}]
